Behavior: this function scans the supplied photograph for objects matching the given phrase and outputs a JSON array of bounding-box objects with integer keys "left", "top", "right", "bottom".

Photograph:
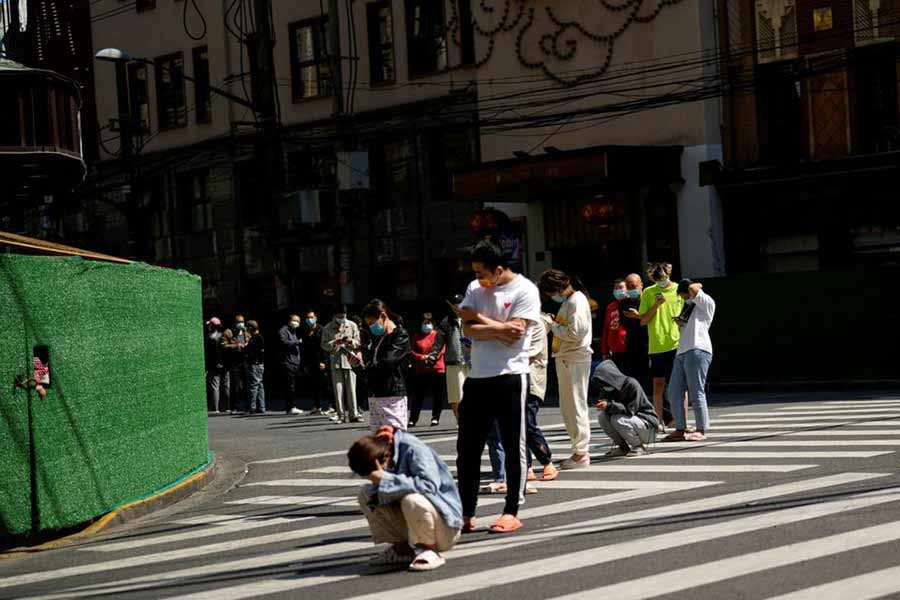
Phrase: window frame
[
  {"left": 405, "top": 0, "right": 449, "bottom": 79},
  {"left": 127, "top": 62, "right": 151, "bottom": 133},
  {"left": 154, "top": 52, "right": 188, "bottom": 131},
  {"left": 176, "top": 169, "right": 212, "bottom": 234},
  {"left": 367, "top": 1, "right": 396, "bottom": 86},
  {"left": 288, "top": 17, "right": 333, "bottom": 102},
  {"left": 192, "top": 46, "right": 212, "bottom": 125}
]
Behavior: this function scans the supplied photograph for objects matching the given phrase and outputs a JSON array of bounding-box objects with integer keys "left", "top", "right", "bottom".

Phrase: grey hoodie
[{"left": 591, "top": 361, "right": 659, "bottom": 428}]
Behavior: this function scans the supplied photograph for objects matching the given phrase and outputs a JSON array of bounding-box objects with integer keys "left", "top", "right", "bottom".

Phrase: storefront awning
[{"left": 452, "top": 145, "right": 683, "bottom": 203}]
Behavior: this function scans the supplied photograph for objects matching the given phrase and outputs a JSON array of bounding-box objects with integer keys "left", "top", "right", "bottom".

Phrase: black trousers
[
  {"left": 526, "top": 393, "right": 552, "bottom": 467},
  {"left": 410, "top": 372, "right": 446, "bottom": 424},
  {"left": 457, "top": 373, "right": 527, "bottom": 517},
  {"left": 282, "top": 366, "right": 303, "bottom": 411},
  {"left": 302, "top": 365, "right": 326, "bottom": 409}
]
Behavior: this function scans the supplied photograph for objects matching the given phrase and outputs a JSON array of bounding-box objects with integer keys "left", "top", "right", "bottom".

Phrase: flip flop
[
  {"left": 541, "top": 463, "right": 560, "bottom": 481},
  {"left": 662, "top": 430, "right": 686, "bottom": 442},
  {"left": 409, "top": 549, "right": 446, "bottom": 572},
  {"left": 462, "top": 517, "right": 477, "bottom": 533},
  {"left": 479, "top": 481, "right": 508, "bottom": 494},
  {"left": 488, "top": 514, "right": 522, "bottom": 534},
  {"left": 526, "top": 469, "right": 538, "bottom": 481},
  {"left": 525, "top": 484, "right": 538, "bottom": 495}
]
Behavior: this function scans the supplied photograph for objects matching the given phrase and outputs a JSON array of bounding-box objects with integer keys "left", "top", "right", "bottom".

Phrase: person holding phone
[
  {"left": 322, "top": 305, "right": 363, "bottom": 423},
  {"left": 663, "top": 279, "right": 716, "bottom": 442},
  {"left": 638, "top": 262, "right": 684, "bottom": 432}
]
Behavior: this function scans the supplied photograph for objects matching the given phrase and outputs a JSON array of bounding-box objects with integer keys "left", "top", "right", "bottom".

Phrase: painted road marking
[{"left": 763, "top": 564, "right": 900, "bottom": 600}]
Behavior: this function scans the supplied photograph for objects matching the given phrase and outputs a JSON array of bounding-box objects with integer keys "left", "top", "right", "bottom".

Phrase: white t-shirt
[
  {"left": 460, "top": 274, "right": 542, "bottom": 379},
  {"left": 677, "top": 289, "right": 716, "bottom": 356}
]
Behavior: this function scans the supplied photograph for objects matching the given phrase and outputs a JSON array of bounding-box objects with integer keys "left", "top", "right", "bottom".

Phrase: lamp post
[{"left": 95, "top": 48, "right": 257, "bottom": 113}]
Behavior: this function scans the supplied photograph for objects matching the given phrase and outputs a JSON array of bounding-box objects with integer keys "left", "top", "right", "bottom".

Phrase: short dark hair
[
  {"left": 539, "top": 269, "right": 571, "bottom": 295},
  {"left": 613, "top": 278, "right": 625, "bottom": 286},
  {"left": 677, "top": 278, "right": 693, "bottom": 295},
  {"left": 470, "top": 239, "right": 508, "bottom": 270},
  {"left": 647, "top": 262, "right": 673, "bottom": 281},
  {"left": 333, "top": 304, "right": 348, "bottom": 315},
  {"left": 347, "top": 435, "right": 393, "bottom": 476},
  {"left": 362, "top": 298, "right": 390, "bottom": 320},
  {"left": 246, "top": 319, "right": 259, "bottom": 331}
]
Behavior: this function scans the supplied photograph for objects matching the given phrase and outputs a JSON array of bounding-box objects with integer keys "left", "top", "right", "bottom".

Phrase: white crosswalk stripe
[{"left": 7, "top": 401, "right": 900, "bottom": 600}]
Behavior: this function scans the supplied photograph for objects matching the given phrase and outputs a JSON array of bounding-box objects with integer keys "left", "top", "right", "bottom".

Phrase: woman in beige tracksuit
[{"left": 539, "top": 269, "right": 593, "bottom": 470}]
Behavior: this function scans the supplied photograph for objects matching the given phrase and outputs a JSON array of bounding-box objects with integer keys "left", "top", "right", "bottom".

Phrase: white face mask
[{"left": 289, "top": 321, "right": 300, "bottom": 329}]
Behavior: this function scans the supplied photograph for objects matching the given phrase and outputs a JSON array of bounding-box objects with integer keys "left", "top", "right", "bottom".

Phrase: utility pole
[{"left": 327, "top": 0, "right": 352, "bottom": 305}]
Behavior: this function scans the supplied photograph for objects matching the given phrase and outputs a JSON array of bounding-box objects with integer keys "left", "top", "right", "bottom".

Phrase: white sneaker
[
  {"left": 329, "top": 415, "right": 342, "bottom": 423},
  {"left": 559, "top": 454, "right": 591, "bottom": 470},
  {"left": 288, "top": 408, "right": 304, "bottom": 415},
  {"left": 625, "top": 448, "right": 649, "bottom": 458}
]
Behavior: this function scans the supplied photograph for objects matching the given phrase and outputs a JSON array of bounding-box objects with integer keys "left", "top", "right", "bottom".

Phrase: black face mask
[{"left": 599, "top": 385, "right": 616, "bottom": 400}]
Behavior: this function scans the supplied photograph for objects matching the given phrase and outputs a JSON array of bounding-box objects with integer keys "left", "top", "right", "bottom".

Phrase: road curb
[{"left": 0, "top": 456, "right": 217, "bottom": 559}]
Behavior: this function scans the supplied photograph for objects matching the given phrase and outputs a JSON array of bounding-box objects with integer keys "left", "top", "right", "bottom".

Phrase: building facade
[
  {"left": 711, "top": 0, "right": 900, "bottom": 273},
  {"left": 77, "top": 0, "right": 725, "bottom": 319}
]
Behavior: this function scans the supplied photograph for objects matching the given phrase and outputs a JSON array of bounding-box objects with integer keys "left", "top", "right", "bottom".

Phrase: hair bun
[{"left": 375, "top": 425, "right": 395, "bottom": 444}]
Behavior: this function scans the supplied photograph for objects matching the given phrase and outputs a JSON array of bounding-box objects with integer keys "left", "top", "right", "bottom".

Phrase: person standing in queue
[
  {"left": 322, "top": 305, "right": 363, "bottom": 423},
  {"left": 362, "top": 299, "right": 412, "bottom": 431},
  {"left": 538, "top": 269, "right": 594, "bottom": 471},
  {"left": 301, "top": 310, "right": 331, "bottom": 416},
  {"left": 456, "top": 240, "right": 541, "bottom": 534},
  {"left": 244, "top": 320, "right": 266, "bottom": 414},
  {"left": 410, "top": 312, "right": 447, "bottom": 428},
  {"left": 638, "top": 262, "right": 684, "bottom": 432},
  {"left": 432, "top": 295, "right": 467, "bottom": 421},
  {"left": 619, "top": 273, "right": 650, "bottom": 396},
  {"left": 600, "top": 280, "right": 628, "bottom": 367},
  {"left": 277, "top": 314, "right": 305, "bottom": 415}
]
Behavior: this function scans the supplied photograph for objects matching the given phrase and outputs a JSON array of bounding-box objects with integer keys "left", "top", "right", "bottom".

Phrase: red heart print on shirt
[{"left": 504, "top": 302, "right": 511, "bottom": 308}]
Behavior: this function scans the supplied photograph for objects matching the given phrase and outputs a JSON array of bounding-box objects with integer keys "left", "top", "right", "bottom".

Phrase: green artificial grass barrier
[{"left": 0, "top": 255, "right": 209, "bottom": 539}]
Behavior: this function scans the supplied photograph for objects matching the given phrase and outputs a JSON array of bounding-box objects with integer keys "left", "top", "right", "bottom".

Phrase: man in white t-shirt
[
  {"left": 663, "top": 279, "right": 716, "bottom": 442},
  {"left": 456, "top": 240, "right": 541, "bottom": 535}
]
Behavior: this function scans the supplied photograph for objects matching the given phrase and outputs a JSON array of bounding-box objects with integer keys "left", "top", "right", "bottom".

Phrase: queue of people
[{"left": 346, "top": 243, "right": 716, "bottom": 571}]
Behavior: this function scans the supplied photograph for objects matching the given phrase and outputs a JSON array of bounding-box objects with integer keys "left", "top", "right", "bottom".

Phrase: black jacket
[
  {"left": 363, "top": 325, "right": 411, "bottom": 398},
  {"left": 245, "top": 334, "right": 266, "bottom": 365},
  {"left": 204, "top": 330, "right": 223, "bottom": 370},
  {"left": 278, "top": 325, "right": 303, "bottom": 370},
  {"left": 591, "top": 360, "right": 659, "bottom": 428}
]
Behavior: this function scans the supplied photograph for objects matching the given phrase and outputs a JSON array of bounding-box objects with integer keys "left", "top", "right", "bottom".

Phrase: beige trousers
[
  {"left": 357, "top": 488, "right": 460, "bottom": 551},
  {"left": 556, "top": 358, "right": 592, "bottom": 454},
  {"left": 446, "top": 364, "right": 469, "bottom": 408}
]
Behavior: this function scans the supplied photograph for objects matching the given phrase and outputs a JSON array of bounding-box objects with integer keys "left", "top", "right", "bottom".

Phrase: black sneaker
[
  {"left": 408, "top": 421, "right": 416, "bottom": 428},
  {"left": 430, "top": 418, "right": 439, "bottom": 427}
]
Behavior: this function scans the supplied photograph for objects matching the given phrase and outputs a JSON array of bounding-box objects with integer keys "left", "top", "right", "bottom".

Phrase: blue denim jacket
[{"left": 369, "top": 430, "right": 463, "bottom": 530}]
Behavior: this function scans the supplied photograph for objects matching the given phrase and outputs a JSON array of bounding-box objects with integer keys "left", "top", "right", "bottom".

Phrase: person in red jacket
[
  {"left": 601, "top": 279, "right": 629, "bottom": 367},
  {"left": 410, "top": 312, "right": 447, "bottom": 427}
]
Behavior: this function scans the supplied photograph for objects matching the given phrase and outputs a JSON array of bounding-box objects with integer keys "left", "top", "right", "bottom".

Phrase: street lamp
[{"left": 94, "top": 47, "right": 256, "bottom": 110}]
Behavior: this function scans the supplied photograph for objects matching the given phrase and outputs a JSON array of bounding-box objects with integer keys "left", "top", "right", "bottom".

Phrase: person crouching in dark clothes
[{"left": 591, "top": 360, "right": 659, "bottom": 458}]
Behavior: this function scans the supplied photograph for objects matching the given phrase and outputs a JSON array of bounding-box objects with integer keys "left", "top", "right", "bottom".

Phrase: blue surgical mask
[
  {"left": 235, "top": 322, "right": 245, "bottom": 330},
  {"left": 335, "top": 317, "right": 346, "bottom": 325},
  {"left": 626, "top": 289, "right": 641, "bottom": 299},
  {"left": 369, "top": 322, "right": 385, "bottom": 337},
  {"left": 656, "top": 279, "right": 670, "bottom": 288},
  {"left": 306, "top": 318, "right": 316, "bottom": 327},
  {"left": 551, "top": 295, "right": 567, "bottom": 304},
  {"left": 613, "top": 289, "right": 627, "bottom": 300},
  {"left": 421, "top": 324, "right": 434, "bottom": 334}
]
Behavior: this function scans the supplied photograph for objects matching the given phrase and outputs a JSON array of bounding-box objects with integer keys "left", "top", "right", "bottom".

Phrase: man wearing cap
[{"left": 204, "top": 317, "right": 227, "bottom": 413}]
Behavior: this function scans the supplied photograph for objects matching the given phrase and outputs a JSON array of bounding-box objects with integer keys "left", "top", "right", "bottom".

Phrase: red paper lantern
[
  {"left": 581, "top": 197, "right": 619, "bottom": 227},
  {"left": 469, "top": 207, "right": 509, "bottom": 236}
]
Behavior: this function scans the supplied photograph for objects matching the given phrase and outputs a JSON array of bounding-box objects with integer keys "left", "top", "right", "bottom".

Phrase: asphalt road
[{"left": 3, "top": 390, "right": 900, "bottom": 600}]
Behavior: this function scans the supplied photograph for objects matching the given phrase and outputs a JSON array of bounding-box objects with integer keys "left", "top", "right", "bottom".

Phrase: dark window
[
  {"left": 428, "top": 128, "right": 477, "bottom": 202},
  {"left": 367, "top": 2, "right": 395, "bottom": 85},
  {"left": 193, "top": 46, "right": 212, "bottom": 124},
  {"left": 374, "top": 141, "right": 411, "bottom": 210},
  {"left": 127, "top": 62, "right": 151, "bottom": 132},
  {"left": 756, "top": 61, "right": 804, "bottom": 164},
  {"left": 853, "top": 45, "right": 898, "bottom": 154},
  {"left": 136, "top": 0, "right": 156, "bottom": 12},
  {"left": 155, "top": 52, "right": 187, "bottom": 130},
  {"left": 457, "top": 0, "right": 475, "bottom": 65},
  {"left": 289, "top": 18, "right": 333, "bottom": 101},
  {"left": 405, "top": 0, "right": 448, "bottom": 78},
  {"left": 0, "top": 91, "right": 20, "bottom": 146},
  {"left": 177, "top": 170, "right": 211, "bottom": 233}
]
